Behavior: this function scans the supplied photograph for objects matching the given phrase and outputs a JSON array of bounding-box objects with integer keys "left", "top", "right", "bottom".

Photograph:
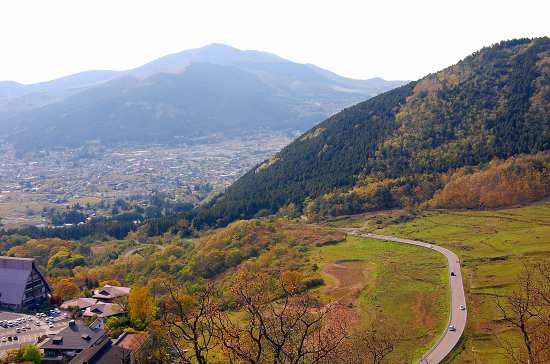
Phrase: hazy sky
[{"left": 1, "top": 0, "right": 548, "bottom": 84}]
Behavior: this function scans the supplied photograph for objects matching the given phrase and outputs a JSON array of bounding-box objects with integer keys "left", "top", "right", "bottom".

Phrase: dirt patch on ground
[
  {"left": 321, "top": 260, "right": 369, "bottom": 327},
  {"left": 322, "top": 260, "right": 369, "bottom": 305},
  {"left": 411, "top": 292, "right": 438, "bottom": 330}
]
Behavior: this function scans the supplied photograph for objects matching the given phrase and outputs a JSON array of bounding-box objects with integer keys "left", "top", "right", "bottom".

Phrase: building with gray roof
[
  {"left": 69, "top": 332, "right": 149, "bottom": 364},
  {"left": 0, "top": 256, "right": 50, "bottom": 310},
  {"left": 41, "top": 320, "right": 107, "bottom": 362}
]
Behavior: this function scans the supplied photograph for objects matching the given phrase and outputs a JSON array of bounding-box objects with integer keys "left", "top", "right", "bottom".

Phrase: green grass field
[
  {"left": 312, "top": 235, "right": 449, "bottom": 362},
  {"left": 367, "top": 202, "right": 550, "bottom": 363}
]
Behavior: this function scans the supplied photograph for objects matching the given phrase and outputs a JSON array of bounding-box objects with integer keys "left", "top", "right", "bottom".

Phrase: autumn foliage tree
[
  {"left": 51, "top": 278, "right": 80, "bottom": 303},
  {"left": 128, "top": 286, "right": 156, "bottom": 328},
  {"left": 1, "top": 345, "right": 42, "bottom": 364},
  {"left": 432, "top": 153, "right": 550, "bottom": 209},
  {"left": 149, "top": 269, "right": 401, "bottom": 363}
]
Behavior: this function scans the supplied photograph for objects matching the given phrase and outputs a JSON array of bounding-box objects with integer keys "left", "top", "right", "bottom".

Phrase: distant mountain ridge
[
  {"left": 187, "top": 37, "right": 550, "bottom": 228},
  {"left": 0, "top": 44, "right": 406, "bottom": 153}
]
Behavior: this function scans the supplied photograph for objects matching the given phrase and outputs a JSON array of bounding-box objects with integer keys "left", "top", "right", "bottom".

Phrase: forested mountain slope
[{"left": 191, "top": 37, "right": 550, "bottom": 228}]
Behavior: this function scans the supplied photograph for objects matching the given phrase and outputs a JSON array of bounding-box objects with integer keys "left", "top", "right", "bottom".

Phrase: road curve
[
  {"left": 122, "top": 242, "right": 167, "bottom": 258},
  {"left": 354, "top": 233, "right": 467, "bottom": 364}
]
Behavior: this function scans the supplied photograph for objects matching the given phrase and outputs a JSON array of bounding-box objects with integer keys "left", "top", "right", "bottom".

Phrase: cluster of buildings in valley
[
  {"left": 42, "top": 285, "right": 141, "bottom": 363},
  {"left": 60, "top": 285, "right": 130, "bottom": 319},
  {"left": 0, "top": 132, "right": 293, "bottom": 227},
  {"left": 0, "top": 255, "right": 146, "bottom": 363}
]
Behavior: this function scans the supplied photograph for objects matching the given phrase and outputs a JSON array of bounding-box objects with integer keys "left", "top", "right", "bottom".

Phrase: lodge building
[{"left": 0, "top": 256, "right": 51, "bottom": 310}]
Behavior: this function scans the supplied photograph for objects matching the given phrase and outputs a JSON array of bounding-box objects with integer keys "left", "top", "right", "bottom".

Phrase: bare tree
[
  {"left": 136, "top": 325, "right": 176, "bottom": 364},
  {"left": 213, "top": 271, "right": 351, "bottom": 364},
  {"left": 113, "top": 294, "right": 129, "bottom": 313},
  {"left": 496, "top": 262, "right": 550, "bottom": 364},
  {"left": 149, "top": 271, "right": 402, "bottom": 364},
  {"left": 157, "top": 282, "right": 219, "bottom": 364},
  {"left": 534, "top": 262, "right": 550, "bottom": 310}
]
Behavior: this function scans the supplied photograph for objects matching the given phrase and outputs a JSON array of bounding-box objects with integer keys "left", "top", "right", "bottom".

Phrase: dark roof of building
[
  {"left": 41, "top": 321, "right": 106, "bottom": 351},
  {"left": 0, "top": 256, "right": 50, "bottom": 306},
  {"left": 68, "top": 338, "right": 131, "bottom": 364},
  {"left": 0, "top": 256, "right": 34, "bottom": 266},
  {"left": 69, "top": 332, "right": 148, "bottom": 364}
]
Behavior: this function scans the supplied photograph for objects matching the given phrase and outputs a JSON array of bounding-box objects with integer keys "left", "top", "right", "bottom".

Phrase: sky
[{"left": 1, "top": 0, "right": 548, "bottom": 84}]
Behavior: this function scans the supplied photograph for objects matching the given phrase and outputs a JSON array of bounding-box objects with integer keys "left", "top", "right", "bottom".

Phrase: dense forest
[{"left": 181, "top": 37, "right": 550, "bottom": 229}]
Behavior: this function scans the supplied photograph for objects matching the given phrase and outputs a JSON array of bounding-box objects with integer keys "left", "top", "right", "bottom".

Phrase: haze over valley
[{"left": 0, "top": 43, "right": 404, "bottom": 153}]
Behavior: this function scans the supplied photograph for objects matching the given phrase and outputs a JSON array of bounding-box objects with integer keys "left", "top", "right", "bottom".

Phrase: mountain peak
[
  {"left": 128, "top": 43, "right": 284, "bottom": 78},
  {"left": 200, "top": 43, "right": 240, "bottom": 51}
]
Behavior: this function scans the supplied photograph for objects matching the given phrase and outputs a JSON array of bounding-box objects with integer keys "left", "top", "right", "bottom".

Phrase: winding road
[
  {"left": 121, "top": 242, "right": 166, "bottom": 258},
  {"left": 351, "top": 232, "right": 467, "bottom": 364}
]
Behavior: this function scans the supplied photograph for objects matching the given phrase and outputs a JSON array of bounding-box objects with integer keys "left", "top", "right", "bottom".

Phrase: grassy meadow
[
  {"left": 311, "top": 235, "right": 449, "bottom": 362},
  {"left": 328, "top": 202, "right": 550, "bottom": 363}
]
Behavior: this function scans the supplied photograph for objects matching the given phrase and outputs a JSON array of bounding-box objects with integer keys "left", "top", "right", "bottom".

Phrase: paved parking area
[
  {"left": 0, "top": 312, "right": 25, "bottom": 321},
  {"left": 0, "top": 311, "right": 70, "bottom": 354}
]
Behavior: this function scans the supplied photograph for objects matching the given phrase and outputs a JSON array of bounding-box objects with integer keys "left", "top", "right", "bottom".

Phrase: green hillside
[{"left": 191, "top": 37, "right": 550, "bottom": 229}]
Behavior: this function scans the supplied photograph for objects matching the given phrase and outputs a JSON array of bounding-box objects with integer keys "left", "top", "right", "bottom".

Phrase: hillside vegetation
[
  {"left": 0, "top": 218, "right": 345, "bottom": 292},
  {"left": 431, "top": 152, "right": 550, "bottom": 209},
  {"left": 1, "top": 215, "right": 452, "bottom": 362},
  {"left": 186, "top": 37, "right": 550, "bottom": 229}
]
